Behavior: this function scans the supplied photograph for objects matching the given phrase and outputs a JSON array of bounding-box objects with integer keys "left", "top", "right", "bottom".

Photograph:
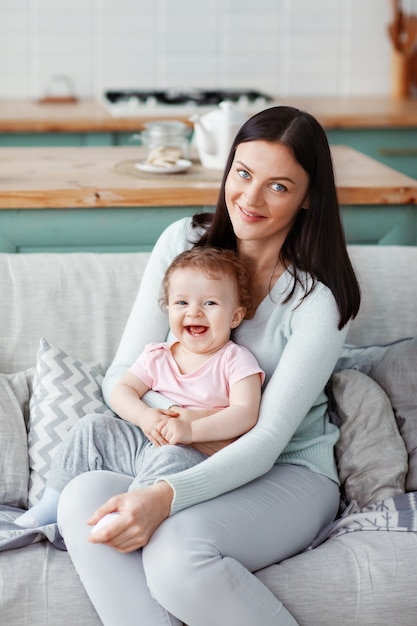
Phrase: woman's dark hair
[{"left": 193, "top": 105, "right": 360, "bottom": 329}]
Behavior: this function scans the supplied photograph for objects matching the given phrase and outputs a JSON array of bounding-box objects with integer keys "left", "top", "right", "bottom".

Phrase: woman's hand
[
  {"left": 87, "top": 481, "right": 174, "bottom": 553},
  {"left": 166, "top": 406, "right": 217, "bottom": 423}
]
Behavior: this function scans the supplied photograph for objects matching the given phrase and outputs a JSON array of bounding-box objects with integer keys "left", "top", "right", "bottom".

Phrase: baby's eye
[
  {"left": 271, "top": 182, "right": 286, "bottom": 192},
  {"left": 175, "top": 300, "right": 187, "bottom": 306},
  {"left": 237, "top": 168, "right": 250, "bottom": 180},
  {"left": 204, "top": 301, "right": 217, "bottom": 306}
]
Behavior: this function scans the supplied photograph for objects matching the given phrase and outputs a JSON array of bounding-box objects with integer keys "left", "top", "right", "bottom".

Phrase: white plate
[{"left": 135, "top": 159, "right": 192, "bottom": 174}]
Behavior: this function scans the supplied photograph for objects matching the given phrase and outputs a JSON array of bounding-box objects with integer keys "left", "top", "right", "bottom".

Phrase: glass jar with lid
[{"left": 140, "top": 120, "right": 192, "bottom": 159}]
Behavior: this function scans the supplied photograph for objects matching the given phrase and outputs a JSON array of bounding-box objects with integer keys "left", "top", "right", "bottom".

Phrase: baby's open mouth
[{"left": 186, "top": 326, "right": 207, "bottom": 336}]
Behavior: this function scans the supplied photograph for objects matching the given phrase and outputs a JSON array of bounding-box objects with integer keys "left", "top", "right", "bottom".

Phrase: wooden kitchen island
[
  {"left": 2, "top": 97, "right": 417, "bottom": 179},
  {"left": 0, "top": 145, "right": 416, "bottom": 252}
]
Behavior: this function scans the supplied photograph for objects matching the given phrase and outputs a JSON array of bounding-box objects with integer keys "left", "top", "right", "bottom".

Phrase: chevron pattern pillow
[{"left": 27, "top": 338, "right": 115, "bottom": 506}]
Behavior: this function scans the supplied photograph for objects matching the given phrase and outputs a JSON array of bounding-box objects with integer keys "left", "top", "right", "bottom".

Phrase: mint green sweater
[{"left": 103, "top": 217, "right": 348, "bottom": 515}]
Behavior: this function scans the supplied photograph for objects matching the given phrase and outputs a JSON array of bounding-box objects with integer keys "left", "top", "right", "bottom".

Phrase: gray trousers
[
  {"left": 49, "top": 413, "right": 207, "bottom": 492},
  {"left": 57, "top": 419, "right": 340, "bottom": 626}
]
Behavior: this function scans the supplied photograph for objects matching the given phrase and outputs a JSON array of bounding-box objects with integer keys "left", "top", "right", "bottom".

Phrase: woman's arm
[
  {"left": 163, "top": 283, "right": 349, "bottom": 514},
  {"left": 102, "top": 218, "right": 194, "bottom": 407}
]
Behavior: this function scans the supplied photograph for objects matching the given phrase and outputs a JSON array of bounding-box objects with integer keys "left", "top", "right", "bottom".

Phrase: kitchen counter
[
  {"left": 2, "top": 97, "right": 417, "bottom": 133},
  {"left": 0, "top": 145, "right": 416, "bottom": 252},
  {"left": 0, "top": 145, "right": 416, "bottom": 209}
]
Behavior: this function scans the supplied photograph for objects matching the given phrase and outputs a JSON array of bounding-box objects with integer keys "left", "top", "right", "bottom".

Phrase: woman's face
[{"left": 225, "top": 140, "right": 310, "bottom": 250}]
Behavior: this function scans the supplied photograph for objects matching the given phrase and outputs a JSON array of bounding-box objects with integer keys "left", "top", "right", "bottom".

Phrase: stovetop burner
[{"left": 104, "top": 88, "right": 273, "bottom": 107}]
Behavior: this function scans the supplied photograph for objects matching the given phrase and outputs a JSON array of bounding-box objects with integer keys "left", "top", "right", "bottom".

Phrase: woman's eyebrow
[
  {"left": 235, "top": 159, "right": 252, "bottom": 171},
  {"left": 235, "top": 160, "right": 295, "bottom": 184}
]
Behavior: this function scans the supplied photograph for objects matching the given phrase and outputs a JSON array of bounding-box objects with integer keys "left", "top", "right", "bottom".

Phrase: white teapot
[{"left": 190, "top": 101, "right": 249, "bottom": 170}]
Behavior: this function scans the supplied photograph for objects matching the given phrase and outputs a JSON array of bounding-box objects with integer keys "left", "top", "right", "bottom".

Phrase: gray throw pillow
[
  {"left": 332, "top": 369, "right": 407, "bottom": 507},
  {"left": 335, "top": 337, "right": 417, "bottom": 491},
  {"left": 0, "top": 369, "right": 34, "bottom": 508}
]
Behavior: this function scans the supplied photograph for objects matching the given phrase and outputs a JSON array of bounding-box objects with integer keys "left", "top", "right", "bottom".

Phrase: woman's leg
[
  {"left": 58, "top": 471, "right": 182, "bottom": 626},
  {"left": 143, "top": 464, "right": 340, "bottom": 626}
]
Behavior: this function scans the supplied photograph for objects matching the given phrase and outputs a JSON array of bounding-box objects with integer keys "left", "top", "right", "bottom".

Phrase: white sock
[{"left": 14, "top": 487, "right": 61, "bottom": 528}]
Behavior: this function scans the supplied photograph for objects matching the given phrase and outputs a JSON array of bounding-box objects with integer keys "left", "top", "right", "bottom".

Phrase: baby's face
[{"left": 166, "top": 267, "right": 245, "bottom": 356}]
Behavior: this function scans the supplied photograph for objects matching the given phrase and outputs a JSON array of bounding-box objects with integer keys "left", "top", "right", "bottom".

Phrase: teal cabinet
[
  {"left": 0, "top": 130, "right": 139, "bottom": 148},
  {"left": 0, "top": 204, "right": 415, "bottom": 253},
  {"left": 341, "top": 204, "right": 417, "bottom": 245},
  {"left": 0, "top": 207, "right": 210, "bottom": 253},
  {"left": 0, "top": 132, "right": 115, "bottom": 147},
  {"left": 326, "top": 128, "right": 417, "bottom": 179},
  {"left": 113, "top": 132, "right": 139, "bottom": 146}
]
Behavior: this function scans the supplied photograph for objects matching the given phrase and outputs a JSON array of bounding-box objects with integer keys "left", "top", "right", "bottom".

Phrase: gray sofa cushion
[
  {"left": 0, "top": 542, "right": 100, "bottom": 625},
  {"left": 346, "top": 246, "right": 417, "bottom": 346},
  {"left": 0, "top": 252, "right": 148, "bottom": 374},
  {"left": 256, "top": 531, "right": 417, "bottom": 626},
  {"left": 0, "top": 370, "right": 33, "bottom": 508}
]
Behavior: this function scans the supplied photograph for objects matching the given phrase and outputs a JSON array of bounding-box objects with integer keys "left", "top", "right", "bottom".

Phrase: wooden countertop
[
  {"left": 2, "top": 97, "right": 417, "bottom": 133},
  {"left": 0, "top": 145, "right": 416, "bottom": 209}
]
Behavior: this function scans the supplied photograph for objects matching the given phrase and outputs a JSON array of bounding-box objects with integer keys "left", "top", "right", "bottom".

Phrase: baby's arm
[
  {"left": 160, "top": 373, "right": 262, "bottom": 445},
  {"left": 110, "top": 372, "right": 175, "bottom": 447}
]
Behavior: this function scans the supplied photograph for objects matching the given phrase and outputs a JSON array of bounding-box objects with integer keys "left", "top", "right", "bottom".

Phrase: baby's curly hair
[{"left": 161, "top": 247, "right": 254, "bottom": 319}]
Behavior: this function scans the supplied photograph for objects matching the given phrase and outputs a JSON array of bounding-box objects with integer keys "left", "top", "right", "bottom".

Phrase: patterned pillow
[{"left": 28, "top": 338, "right": 115, "bottom": 506}]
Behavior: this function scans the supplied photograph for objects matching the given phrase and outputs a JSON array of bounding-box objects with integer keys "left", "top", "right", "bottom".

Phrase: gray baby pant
[{"left": 49, "top": 413, "right": 208, "bottom": 492}]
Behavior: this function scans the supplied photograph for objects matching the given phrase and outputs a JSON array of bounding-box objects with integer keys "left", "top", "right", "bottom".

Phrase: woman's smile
[{"left": 237, "top": 203, "right": 266, "bottom": 222}]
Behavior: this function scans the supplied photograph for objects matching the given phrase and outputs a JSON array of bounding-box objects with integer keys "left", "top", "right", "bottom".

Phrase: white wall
[{"left": 0, "top": 0, "right": 394, "bottom": 100}]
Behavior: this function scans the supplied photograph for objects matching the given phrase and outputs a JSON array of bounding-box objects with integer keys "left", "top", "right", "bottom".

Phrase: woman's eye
[
  {"left": 271, "top": 182, "right": 286, "bottom": 192},
  {"left": 237, "top": 168, "right": 250, "bottom": 180}
]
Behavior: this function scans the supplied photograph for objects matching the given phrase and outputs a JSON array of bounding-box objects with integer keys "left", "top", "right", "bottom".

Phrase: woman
[{"left": 57, "top": 106, "right": 360, "bottom": 626}]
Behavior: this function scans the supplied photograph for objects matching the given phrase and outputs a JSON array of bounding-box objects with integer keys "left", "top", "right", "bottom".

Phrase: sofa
[{"left": 0, "top": 245, "right": 416, "bottom": 626}]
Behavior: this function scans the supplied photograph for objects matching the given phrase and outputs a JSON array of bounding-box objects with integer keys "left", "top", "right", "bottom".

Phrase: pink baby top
[{"left": 129, "top": 340, "right": 264, "bottom": 410}]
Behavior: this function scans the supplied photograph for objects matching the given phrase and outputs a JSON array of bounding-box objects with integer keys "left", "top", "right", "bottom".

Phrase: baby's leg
[
  {"left": 16, "top": 414, "right": 148, "bottom": 528},
  {"left": 130, "top": 443, "right": 207, "bottom": 490}
]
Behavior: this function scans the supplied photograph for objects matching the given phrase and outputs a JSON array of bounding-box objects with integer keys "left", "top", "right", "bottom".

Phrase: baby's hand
[
  {"left": 139, "top": 407, "right": 178, "bottom": 446},
  {"left": 160, "top": 418, "right": 192, "bottom": 445}
]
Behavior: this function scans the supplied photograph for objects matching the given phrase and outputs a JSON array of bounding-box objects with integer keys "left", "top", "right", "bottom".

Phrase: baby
[{"left": 16, "top": 247, "right": 263, "bottom": 529}]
